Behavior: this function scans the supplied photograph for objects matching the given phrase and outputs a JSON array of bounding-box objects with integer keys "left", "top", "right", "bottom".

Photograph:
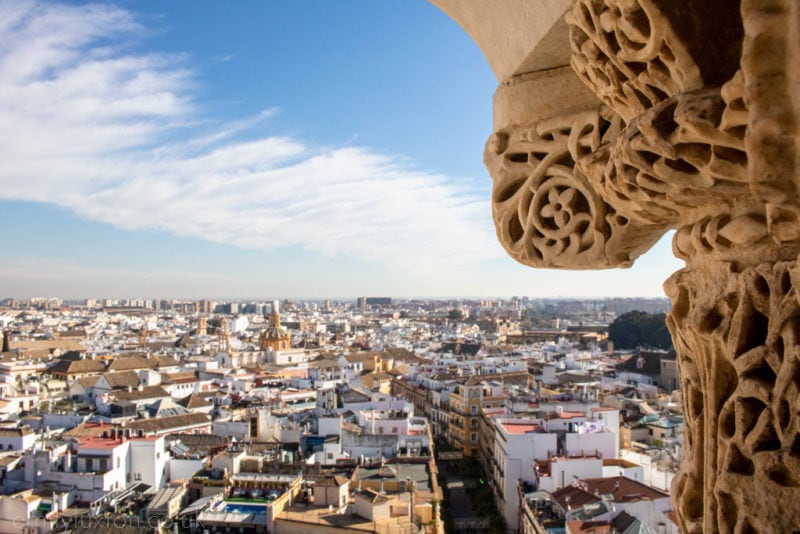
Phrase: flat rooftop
[
  {"left": 356, "top": 463, "right": 432, "bottom": 493},
  {"left": 500, "top": 421, "right": 542, "bottom": 434}
]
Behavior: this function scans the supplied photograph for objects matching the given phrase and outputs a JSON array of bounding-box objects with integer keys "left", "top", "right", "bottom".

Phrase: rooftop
[{"left": 500, "top": 420, "right": 543, "bottom": 435}]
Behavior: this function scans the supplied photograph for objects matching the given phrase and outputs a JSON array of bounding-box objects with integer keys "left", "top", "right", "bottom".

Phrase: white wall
[
  {"left": 592, "top": 409, "right": 620, "bottom": 457},
  {"left": 539, "top": 458, "right": 603, "bottom": 492},
  {"left": 564, "top": 431, "right": 616, "bottom": 459},
  {"left": 130, "top": 437, "right": 167, "bottom": 489},
  {"left": 212, "top": 420, "right": 250, "bottom": 441},
  {"left": 318, "top": 417, "right": 342, "bottom": 437},
  {"left": 0, "top": 432, "right": 35, "bottom": 452},
  {"left": 168, "top": 458, "right": 205, "bottom": 482},
  {"left": 602, "top": 463, "right": 644, "bottom": 483},
  {"left": 496, "top": 427, "right": 557, "bottom": 531}
]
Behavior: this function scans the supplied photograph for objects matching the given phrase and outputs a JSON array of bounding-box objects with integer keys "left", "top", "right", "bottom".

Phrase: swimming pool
[{"left": 222, "top": 503, "right": 268, "bottom": 515}]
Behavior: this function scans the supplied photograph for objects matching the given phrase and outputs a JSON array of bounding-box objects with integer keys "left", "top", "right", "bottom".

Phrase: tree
[
  {"left": 1, "top": 331, "right": 8, "bottom": 353},
  {"left": 608, "top": 311, "right": 673, "bottom": 350},
  {"left": 447, "top": 309, "right": 464, "bottom": 321}
]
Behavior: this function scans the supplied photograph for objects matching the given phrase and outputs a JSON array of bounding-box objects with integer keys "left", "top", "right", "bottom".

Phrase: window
[
  {"left": 470, "top": 433, "right": 478, "bottom": 443},
  {"left": 471, "top": 405, "right": 478, "bottom": 415}
]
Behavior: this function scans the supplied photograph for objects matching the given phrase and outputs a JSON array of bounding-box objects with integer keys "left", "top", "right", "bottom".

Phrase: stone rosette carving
[{"left": 485, "top": 110, "right": 664, "bottom": 269}]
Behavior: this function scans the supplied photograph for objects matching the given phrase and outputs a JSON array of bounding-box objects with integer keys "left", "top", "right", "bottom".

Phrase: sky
[{"left": 0, "top": 0, "right": 683, "bottom": 300}]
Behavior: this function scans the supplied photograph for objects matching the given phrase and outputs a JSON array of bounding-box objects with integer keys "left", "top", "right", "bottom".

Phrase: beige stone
[
  {"left": 433, "top": 0, "right": 800, "bottom": 531},
  {"left": 430, "top": 0, "right": 575, "bottom": 80}
]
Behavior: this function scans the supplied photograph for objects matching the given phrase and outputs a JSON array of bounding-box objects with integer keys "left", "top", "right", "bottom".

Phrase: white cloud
[{"left": 0, "top": 1, "right": 499, "bottom": 278}]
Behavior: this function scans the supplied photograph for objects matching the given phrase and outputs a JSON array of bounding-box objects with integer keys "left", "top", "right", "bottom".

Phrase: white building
[
  {"left": 130, "top": 436, "right": 168, "bottom": 488},
  {"left": 491, "top": 418, "right": 557, "bottom": 531},
  {"left": 0, "top": 427, "right": 36, "bottom": 452}
]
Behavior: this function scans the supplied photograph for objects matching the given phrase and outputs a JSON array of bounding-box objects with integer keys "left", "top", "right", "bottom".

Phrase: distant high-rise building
[
  {"left": 365, "top": 297, "right": 392, "bottom": 306},
  {"left": 196, "top": 300, "right": 214, "bottom": 314},
  {"left": 357, "top": 297, "right": 367, "bottom": 309}
]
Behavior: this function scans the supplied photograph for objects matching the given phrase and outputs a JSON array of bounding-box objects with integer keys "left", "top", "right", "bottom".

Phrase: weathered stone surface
[
  {"left": 435, "top": 0, "right": 800, "bottom": 530},
  {"left": 667, "top": 259, "right": 800, "bottom": 533}
]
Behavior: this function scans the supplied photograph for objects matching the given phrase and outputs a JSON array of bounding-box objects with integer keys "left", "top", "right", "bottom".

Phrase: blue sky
[{"left": 0, "top": 0, "right": 682, "bottom": 300}]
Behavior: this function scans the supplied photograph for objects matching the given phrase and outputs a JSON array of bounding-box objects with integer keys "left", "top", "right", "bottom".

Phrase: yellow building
[
  {"left": 259, "top": 300, "right": 291, "bottom": 352},
  {"left": 446, "top": 381, "right": 505, "bottom": 457}
]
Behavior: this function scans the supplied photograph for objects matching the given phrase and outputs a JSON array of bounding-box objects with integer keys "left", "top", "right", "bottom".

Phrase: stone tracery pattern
[
  {"left": 567, "top": 0, "right": 703, "bottom": 122},
  {"left": 581, "top": 82, "right": 750, "bottom": 228},
  {"left": 667, "top": 260, "right": 800, "bottom": 533},
  {"left": 567, "top": 0, "right": 742, "bottom": 122}
]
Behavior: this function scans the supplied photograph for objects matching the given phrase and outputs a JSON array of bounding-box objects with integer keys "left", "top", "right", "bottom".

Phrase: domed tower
[{"left": 259, "top": 300, "right": 291, "bottom": 351}]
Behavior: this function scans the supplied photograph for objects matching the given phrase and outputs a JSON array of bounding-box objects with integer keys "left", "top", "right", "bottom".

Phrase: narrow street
[{"left": 440, "top": 460, "right": 490, "bottom": 533}]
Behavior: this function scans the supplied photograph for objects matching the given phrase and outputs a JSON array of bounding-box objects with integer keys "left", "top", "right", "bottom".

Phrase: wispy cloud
[{"left": 0, "top": 1, "right": 498, "bottom": 277}]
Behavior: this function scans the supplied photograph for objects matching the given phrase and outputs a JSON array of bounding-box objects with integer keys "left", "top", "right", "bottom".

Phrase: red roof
[
  {"left": 501, "top": 421, "right": 541, "bottom": 434},
  {"left": 77, "top": 437, "right": 126, "bottom": 450}
]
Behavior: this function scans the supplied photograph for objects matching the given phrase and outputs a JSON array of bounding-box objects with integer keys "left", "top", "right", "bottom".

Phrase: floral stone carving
[{"left": 485, "top": 110, "right": 664, "bottom": 269}]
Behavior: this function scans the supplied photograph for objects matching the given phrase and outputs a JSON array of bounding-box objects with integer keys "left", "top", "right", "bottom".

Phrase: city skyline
[{"left": 0, "top": 1, "right": 683, "bottom": 299}]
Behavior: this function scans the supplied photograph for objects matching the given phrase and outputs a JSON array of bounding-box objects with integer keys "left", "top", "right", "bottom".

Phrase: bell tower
[{"left": 259, "top": 300, "right": 291, "bottom": 352}]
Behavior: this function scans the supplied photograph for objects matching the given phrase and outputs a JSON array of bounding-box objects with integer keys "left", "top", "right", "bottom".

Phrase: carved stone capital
[{"left": 438, "top": 0, "right": 800, "bottom": 531}]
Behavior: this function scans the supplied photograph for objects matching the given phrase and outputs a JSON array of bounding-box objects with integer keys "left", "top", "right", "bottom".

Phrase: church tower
[
  {"left": 259, "top": 300, "right": 291, "bottom": 351},
  {"left": 197, "top": 316, "right": 207, "bottom": 336},
  {"left": 218, "top": 318, "right": 230, "bottom": 352}
]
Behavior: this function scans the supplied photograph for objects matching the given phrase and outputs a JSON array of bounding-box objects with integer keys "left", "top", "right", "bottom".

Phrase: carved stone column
[
  {"left": 433, "top": 0, "right": 800, "bottom": 529},
  {"left": 481, "top": 0, "right": 800, "bottom": 531}
]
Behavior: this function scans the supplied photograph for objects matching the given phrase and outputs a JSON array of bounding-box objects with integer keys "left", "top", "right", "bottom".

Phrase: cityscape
[
  {"left": 0, "top": 295, "right": 681, "bottom": 533},
  {"left": 5, "top": 0, "right": 800, "bottom": 529}
]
